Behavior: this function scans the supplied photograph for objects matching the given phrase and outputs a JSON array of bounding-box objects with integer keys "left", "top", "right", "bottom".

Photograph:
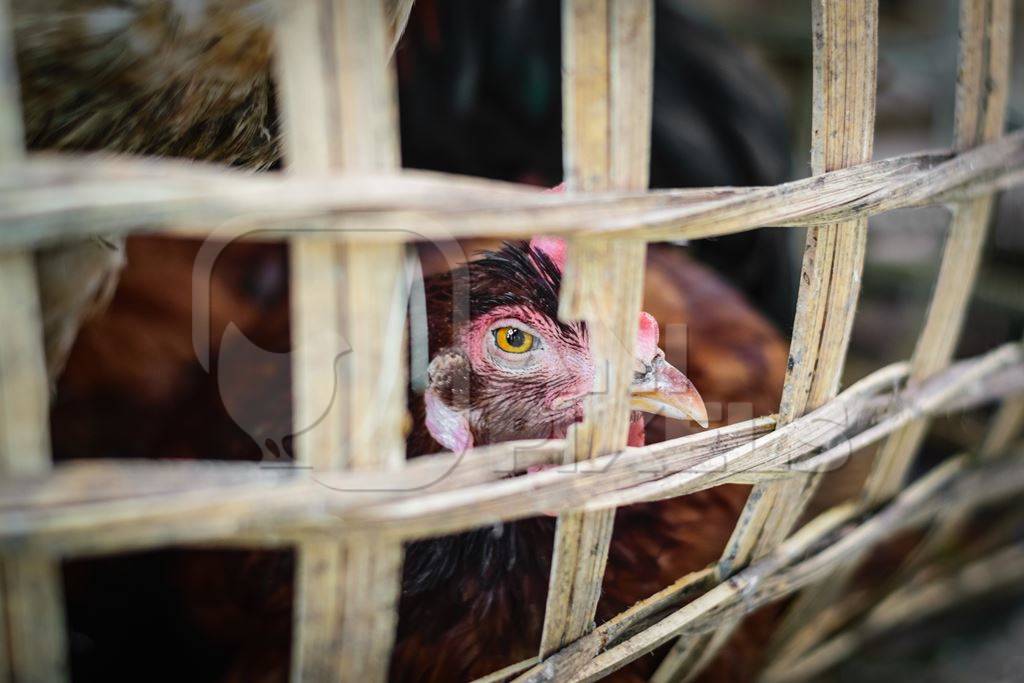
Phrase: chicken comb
[
  {"left": 528, "top": 183, "right": 568, "bottom": 271},
  {"left": 528, "top": 236, "right": 566, "bottom": 272}
]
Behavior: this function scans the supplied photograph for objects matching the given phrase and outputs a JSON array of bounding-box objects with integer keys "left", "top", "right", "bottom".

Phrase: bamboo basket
[{"left": 1, "top": 1, "right": 1023, "bottom": 682}]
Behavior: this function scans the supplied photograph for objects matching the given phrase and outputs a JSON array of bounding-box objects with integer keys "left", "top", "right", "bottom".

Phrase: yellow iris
[{"left": 494, "top": 326, "right": 535, "bottom": 354}]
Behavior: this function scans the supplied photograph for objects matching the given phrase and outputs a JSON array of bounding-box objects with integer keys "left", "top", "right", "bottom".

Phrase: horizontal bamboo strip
[
  {"left": 562, "top": 446, "right": 1024, "bottom": 682},
  {"left": 0, "top": 131, "right": 1020, "bottom": 249},
  {"left": 0, "top": 344, "right": 1019, "bottom": 559},
  {"left": 762, "top": 541, "right": 1024, "bottom": 683}
]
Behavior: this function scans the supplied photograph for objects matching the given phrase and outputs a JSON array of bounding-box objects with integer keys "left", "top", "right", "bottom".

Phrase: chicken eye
[{"left": 493, "top": 326, "right": 534, "bottom": 354}]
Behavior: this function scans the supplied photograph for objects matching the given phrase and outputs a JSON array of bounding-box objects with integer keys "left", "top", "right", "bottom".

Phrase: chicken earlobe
[{"left": 424, "top": 348, "right": 474, "bottom": 452}]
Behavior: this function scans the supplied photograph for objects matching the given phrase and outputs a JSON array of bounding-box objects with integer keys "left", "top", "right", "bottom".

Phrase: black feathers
[
  {"left": 466, "top": 242, "right": 563, "bottom": 322},
  {"left": 424, "top": 241, "right": 574, "bottom": 355}
]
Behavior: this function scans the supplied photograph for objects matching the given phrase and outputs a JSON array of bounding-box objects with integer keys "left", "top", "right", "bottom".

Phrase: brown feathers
[
  {"left": 50, "top": 237, "right": 786, "bottom": 681},
  {"left": 14, "top": 0, "right": 278, "bottom": 166}
]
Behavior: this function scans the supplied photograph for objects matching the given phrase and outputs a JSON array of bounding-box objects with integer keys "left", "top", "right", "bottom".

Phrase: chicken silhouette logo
[
  {"left": 191, "top": 229, "right": 460, "bottom": 472},
  {"left": 216, "top": 321, "right": 351, "bottom": 465}
]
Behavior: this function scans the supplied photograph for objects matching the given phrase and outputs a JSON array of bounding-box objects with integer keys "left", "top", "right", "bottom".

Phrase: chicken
[
  {"left": 393, "top": 238, "right": 786, "bottom": 682},
  {"left": 51, "top": 235, "right": 787, "bottom": 682}
]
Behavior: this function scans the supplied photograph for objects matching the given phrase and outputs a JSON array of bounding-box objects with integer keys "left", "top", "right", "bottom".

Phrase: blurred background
[
  {"left": 692, "top": 1, "right": 1024, "bottom": 680},
  {"left": 694, "top": 0, "right": 1024, "bottom": 391}
]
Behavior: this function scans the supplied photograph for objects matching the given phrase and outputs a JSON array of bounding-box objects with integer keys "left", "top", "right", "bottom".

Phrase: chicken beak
[{"left": 629, "top": 353, "right": 709, "bottom": 429}]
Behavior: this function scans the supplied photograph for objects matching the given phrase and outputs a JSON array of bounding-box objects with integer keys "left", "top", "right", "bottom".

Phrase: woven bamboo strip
[
  {"left": 980, "top": 387, "right": 1024, "bottom": 457},
  {"left": 540, "top": 0, "right": 617, "bottom": 655},
  {"left": 0, "top": 1, "right": 67, "bottom": 680},
  {"left": 768, "top": 1, "right": 1013, "bottom": 666},
  {"left": 762, "top": 542, "right": 1024, "bottom": 683},
  {"left": 865, "top": 0, "right": 1012, "bottom": 503},
  {"left": 384, "top": 0, "right": 415, "bottom": 56},
  {"left": 729, "top": 0, "right": 878, "bottom": 574},
  {"left": 514, "top": 444, "right": 1024, "bottom": 682},
  {"left": 0, "top": 345, "right": 1019, "bottom": 561},
  {"left": 3, "top": 132, "right": 1023, "bottom": 249},
  {"left": 2, "top": 346, "right": 1020, "bottom": 535},
  {"left": 0, "top": 0, "right": 17, "bottom": 160},
  {"left": 0, "top": 254, "right": 68, "bottom": 683},
  {"left": 541, "top": 0, "right": 653, "bottom": 656},
  {"left": 275, "top": 2, "right": 406, "bottom": 681},
  {"left": 766, "top": 493, "right": 1024, "bottom": 682},
  {"left": 329, "top": 1, "right": 406, "bottom": 677},
  {"left": 652, "top": 2, "right": 879, "bottom": 679},
  {"left": 773, "top": 334, "right": 1024, "bottom": 673},
  {"left": 274, "top": 4, "right": 348, "bottom": 679}
]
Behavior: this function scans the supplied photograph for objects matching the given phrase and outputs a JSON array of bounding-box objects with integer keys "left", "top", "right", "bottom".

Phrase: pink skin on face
[
  {"left": 460, "top": 304, "right": 593, "bottom": 424},
  {"left": 423, "top": 390, "right": 473, "bottom": 454},
  {"left": 425, "top": 235, "right": 699, "bottom": 456},
  {"left": 459, "top": 304, "right": 660, "bottom": 448},
  {"left": 636, "top": 312, "right": 659, "bottom": 362}
]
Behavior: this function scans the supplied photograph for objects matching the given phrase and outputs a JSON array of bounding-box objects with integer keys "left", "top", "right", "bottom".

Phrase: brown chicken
[
  {"left": 393, "top": 238, "right": 787, "bottom": 681},
  {"left": 52, "top": 234, "right": 786, "bottom": 682}
]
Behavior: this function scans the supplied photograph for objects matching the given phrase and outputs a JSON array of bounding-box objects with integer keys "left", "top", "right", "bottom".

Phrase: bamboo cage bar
[
  {"left": 762, "top": 541, "right": 1024, "bottom": 683},
  {"left": 545, "top": 445, "right": 1024, "bottom": 683},
  {"left": 0, "top": 1, "right": 67, "bottom": 681},
  {"left": 274, "top": 1, "right": 405, "bottom": 680},
  {"left": 767, "top": 0, "right": 1015, "bottom": 666},
  {"left": 0, "top": 345, "right": 1019, "bottom": 560},
  {"left": 867, "top": 0, "right": 1012, "bottom": 514},
  {"left": 540, "top": 0, "right": 653, "bottom": 657},
  {"left": 3, "top": 132, "right": 1023, "bottom": 249},
  {"left": 771, "top": 343, "right": 1024, "bottom": 675},
  {"left": 0, "top": 1, "right": 1022, "bottom": 682},
  {"left": 652, "top": 2, "right": 878, "bottom": 678}
]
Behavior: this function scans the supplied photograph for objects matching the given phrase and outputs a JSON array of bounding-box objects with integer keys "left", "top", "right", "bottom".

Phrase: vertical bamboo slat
[
  {"left": 539, "top": 0, "right": 653, "bottom": 660},
  {"left": 864, "top": 0, "right": 1011, "bottom": 502},
  {"left": 275, "top": 2, "right": 405, "bottom": 681},
  {"left": 384, "top": 0, "right": 416, "bottom": 56},
  {"left": 769, "top": 0, "right": 1012, "bottom": 667},
  {"left": 728, "top": 0, "right": 878, "bottom": 572},
  {"left": 0, "top": 1, "right": 67, "bottom": 681},
  {"left": 651, "top": 2, "right": 878, "bottom": 680}
]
